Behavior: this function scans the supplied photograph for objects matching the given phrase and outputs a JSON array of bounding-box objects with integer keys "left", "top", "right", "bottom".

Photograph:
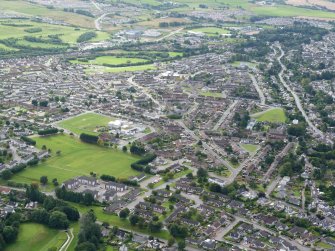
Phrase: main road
[{"left": 276, "top": 44, "right": 328, "bottom": 142}]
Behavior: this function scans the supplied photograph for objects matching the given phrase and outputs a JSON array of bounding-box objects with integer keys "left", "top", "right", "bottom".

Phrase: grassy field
[
  {"left": 86, "top": 64, "right": 157, "bottom": 74},
  {"left": 251, "top": 107, "right": 287, "bottom": 123},
  {"left": 9, "top": 134, "right": 140, "bottom": 186},
  {"left": 70, "top": 56, "right": 149, "bottom": 66},
  {"left": 57, "top": 112, "right": 114, "bottom": 136},
  {"left": 5, "top": 223, "right": 67, "bottom": 251},
  {"left": 240, "top": 143, "right": 259, "bottom": 153},
  {"left": 0, "top": 20, "right": 109, "bottom": 45},
  {"left": 200, "top": 91, "right": 223, "bottom": 98},
  {"left": 189, "top": 27, "right": 231, "bottom": 36}
]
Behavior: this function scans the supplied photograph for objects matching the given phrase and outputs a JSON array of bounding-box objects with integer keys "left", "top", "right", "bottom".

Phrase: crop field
[
  {"left": 251, "top": 107, "right": 287, "bottom": 123},
  {"left": 0, "top": 0, "right": 96, "bottom": 28},
  {"left": 9, "top": 134, "right": 140, "bottom": 186},
  {"left": 57, "top": 112, "right": 114, "bottom": 136},
  {"left": 70, "top": 56, "right": 149, "bottom": 66},
  {"left": 5, "top": 223, "right": 67, "bottom": 251}
]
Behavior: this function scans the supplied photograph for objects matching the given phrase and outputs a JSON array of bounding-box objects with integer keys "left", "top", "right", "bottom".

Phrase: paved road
[
  {"left": 249, "top": 73, "right": 266, "bottom": 105},
  {"left": 265, "top": 176, "right": 280, "bottom": 197},
  {"left": 127, "top": 76, "right": 163, "bottom": 111},
  {"left": 156, "top": 28, "right": 183, "bottom": 42},
  {"left": 213, "top": 100, "right": 238, "bottom": 130},
  {"left": 276, "top": 44, "right": 332, "bottom": 144},
  {"left": 59, "top": 228, "right": 74, "bottom": 251}
]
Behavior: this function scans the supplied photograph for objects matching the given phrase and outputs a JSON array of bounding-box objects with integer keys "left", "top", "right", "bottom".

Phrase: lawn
[
  {"left": 9, "top": 134, "right": 140, "bottom": 186},
  {"left": 5, "top": 223, "right": 67, "bottom": 251},
  {"left": 240, "top": 143, "right": 259, "bottom": 153},
  {"left": 57, "top": 112, "right": 114, "bottom": 136},
  {"left": 251, "top": 108, "right": 286, "bottom": 123}
]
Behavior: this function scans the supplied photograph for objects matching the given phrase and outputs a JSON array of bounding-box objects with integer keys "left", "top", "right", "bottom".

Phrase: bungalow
[
  {"left": 152, "top": 204, "right": 165, "bottom": 214},
  {"left": 200, "top": 239, "right": 216, "bottom": 250},
  {"left": 129, "top": 173, "right": 146, "bottom": 182},
  {"left": 208, "top": 177, "right": 225, "bottom": 187},
  {"left": 156, "top": 189, "right": 172, "bottom": 198}
]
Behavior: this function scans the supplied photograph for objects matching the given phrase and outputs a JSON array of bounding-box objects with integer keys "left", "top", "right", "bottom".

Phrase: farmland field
[
  {"left": 57, "top": 112, "right": 114, "bottom": 136},
  {"left": 9, "top": 134, "right": 140, "bottom": 186},
  {"left": 251, "top": 108, "right": 287, "bottom": 123},
  {"left": 5, "top": 223, "right": 67, "bottom": 251}
]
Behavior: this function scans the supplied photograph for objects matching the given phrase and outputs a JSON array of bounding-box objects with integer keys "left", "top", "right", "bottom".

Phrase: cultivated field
[
  {"left": 57, "top": 112, "right": 114, "bottom": 135},
  {"left": 251, "top": 108, "right": 287, "bottom": 123},
  {"left": 286, "top": 0, "right": 335, "bottom": 11},
  {"left": 5, "top": 223, "right": 67, "bottom": 251},
  {"left": 10, "top": 134, "right": 140, "bottom": 186}
]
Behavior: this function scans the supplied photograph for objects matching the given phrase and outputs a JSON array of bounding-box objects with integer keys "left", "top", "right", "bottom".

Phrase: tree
[
  {"left": 75, "top": 242, "right": 96, "bottom": 251},
  {"left": 48, "top": 211, "right": 69, "bottom": 229},
  {"left": 168, "top": 237, "right": 175, "bottom": 247},
  {"left": 2, "top": 170, "right": 13, "bottom": 180},
  {"left": 119, "top": 208, "right": 130, "bottom": 219},
  {"left": 178, "top": 240, "right": 186, "bottom": 251},
  {"left": 3, "top": 226, "right": 18, "bottom": 243},
  {"left": 148, "top": 221, "right": 162, "bottom": 232},
  {"left": 122, "top": 146, "right": 127, "bottom": 152},
  {"left": 40, "top": 176, "right": 48, "bottom": 185},
  {"left": 168, "top": 223, "right": 188, "bottom": 238},
  {"left": 129, "top": 214, "right": 139, "bottom": 226},
  {"left": 31, "top": 209, "right": 50, "bottom": 224}
]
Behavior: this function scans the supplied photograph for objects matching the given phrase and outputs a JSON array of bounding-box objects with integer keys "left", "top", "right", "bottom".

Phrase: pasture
[
  {"left": 189, "top": 27, "right": 231, "bottom": 36},
  {"left": 57, "top": 112, "right": 114, "bottom": 135},
  {"left": 251, "top": 108, "right": 287, "bottom": 123},
  {"left": 9, "top": 134, "right": 140, "bottom": 186},
  {"left": 5, "top": 223, "right": 67, "bottom": 251}
]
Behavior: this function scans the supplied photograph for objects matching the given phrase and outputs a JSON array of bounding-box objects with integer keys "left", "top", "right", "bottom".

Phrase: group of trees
[
  {"left": 80, "top": 133, "right": 99, "bottom": 144},
  {"left": 32, "top": 100, "right": 48, "bottom": 107},
  {"left": 38, "top": 128, "right": 59, "bottom": 136},
  {"left": 1, "top": 161, "right": 38, "bottom": 180},
  {"left": 26, "top": 185, "right": 80, "bottom": 230},
  {"left": 77, "top": 32, "right": 97, "bottom": 43},
  {"left": 127, "top": 213, "right": 163, "bottom": 233},
  {"left": 55, "top": 187, "right": 95, "bottom": 206},
  {"left": 129, "top": 142, "right": 146, "bottom": 155},
  {"left": 75, "top": 211, "right": 101, "bottom": 251},
  {"left": 130, "top": 153, "right": 156, "bottom": 173},
  {"left": 20, "top": 136, "right": 36, "bottom": 145},
  {"left": 0, "top": 212, "right": 22, "bottom": 249}
]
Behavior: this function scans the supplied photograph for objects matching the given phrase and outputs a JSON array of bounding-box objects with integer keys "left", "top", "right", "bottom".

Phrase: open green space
[
  {"left": 5, "top": 223, "right": 67, "bottom": 251},
  {"left": 0, "top": 19, "right": 109, "bottom": 45},
  {"left": 86, "top": 64, "right": 157, "bottom": 74},
  {"left": 9, "top": 134, "right": 140, "bottom": 186},
  {"left": 200, "top": 91, "right": 223, "bottom": 98},
  {"left": 251, "top": 107, "right": 286, "bottom": 123},
  {"left": 57, "top": 112, "right": 114, "bottom": 136},
  {"left": 189, "top": 27, "right": 231, "bottom": 36},
  {"left": 0, "top": 1, "right": 96, "bottom": 28},
  {"left": 240, "top": 143, "right": 259, "bottom": 153},
  {"left": 70, "top": 56, "right": 149, "bottom": 66},
  {"left": 68, "top": 203, "right": 171, "bottom": 240}
]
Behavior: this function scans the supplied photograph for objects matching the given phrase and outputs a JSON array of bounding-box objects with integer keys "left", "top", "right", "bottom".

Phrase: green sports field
[
  {"left": 57, "top": 112, "right": 114, "bottom": 135},
  {"left": 251, "top": 107, "right": 287, "bottom": 123},
  {"left": 9, "top": 134, "right": 140, "bottom": 186},
  {"left": 5, "top": 223, "right": 67, "bottom": 251}
]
